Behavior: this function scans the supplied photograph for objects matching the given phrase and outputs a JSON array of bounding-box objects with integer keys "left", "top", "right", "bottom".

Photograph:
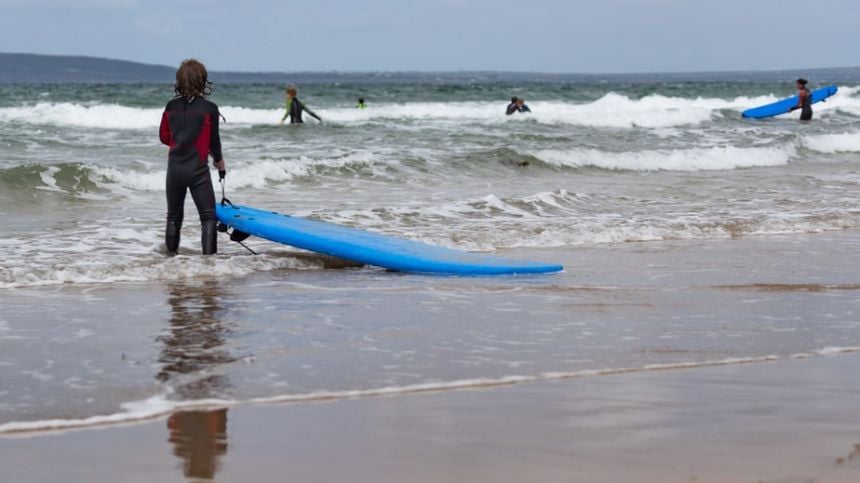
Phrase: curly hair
[{"left": 174, "top": 59, "right": 212, "bottom": 100}]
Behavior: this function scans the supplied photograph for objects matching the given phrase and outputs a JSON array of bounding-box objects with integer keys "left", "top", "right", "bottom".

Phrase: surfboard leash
[{"left": 218, "top": 177, "right": 258, "bottom": 255}]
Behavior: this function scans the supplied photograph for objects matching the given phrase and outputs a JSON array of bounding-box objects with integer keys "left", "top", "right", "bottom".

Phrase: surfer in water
[
  {"left": 357, "top": 97, "right": 367, "bottom": 109},
  {"left": 506, "top": 97, "right": 519, "bottom": 115},
  {"left": 506, "top": 97, "right": 531, "bottom": 115},
  {"left": 516, "top": 98, "right": 531, "bottom": 113},
  {"left": 159, "top": 59, "right": 226, "bottom": 255},
  {"left": 280, "top": 85, "right": 322, "bottom": 124},
  {"left": 790, "top": 78, "right": 813, "bottom": 121}
]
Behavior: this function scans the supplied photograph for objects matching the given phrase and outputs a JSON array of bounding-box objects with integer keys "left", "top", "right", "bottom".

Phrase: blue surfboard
[
  {"left": 742, "top": 85, "right": 838, "bottom": 119},
  {"left": 216, "top": 204, "right": 563, "bottom": 275}
]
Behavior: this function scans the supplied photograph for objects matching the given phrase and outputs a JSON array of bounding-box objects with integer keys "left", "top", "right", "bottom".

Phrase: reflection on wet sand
[
  {"left": 167, "top": 409, "right": 228, "bottom": 480},
  {"left": 835, "top": 443, "right": 860, "bottom": 465},
  {"left": 157, "top": 281, "right": 235, "bottom": 398},
  {"left": 159, "top": 281, "right": 235, "bottom": 481}
]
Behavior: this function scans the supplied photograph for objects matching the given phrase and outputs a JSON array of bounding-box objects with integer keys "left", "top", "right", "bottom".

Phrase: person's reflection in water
[
  {"left": 160, "top": 280, "right": 235, "bottom": 481},
  {"left": 167, "top": 408, "right": 228, "bottom": 481}
]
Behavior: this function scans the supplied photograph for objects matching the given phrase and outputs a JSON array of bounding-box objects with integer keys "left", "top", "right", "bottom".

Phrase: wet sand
[
  {"left": 2, "top": 231, "right": 860, "bottom": 482},
  {"left": 2, "top": 353, "right": 859, "bottom": 483}
]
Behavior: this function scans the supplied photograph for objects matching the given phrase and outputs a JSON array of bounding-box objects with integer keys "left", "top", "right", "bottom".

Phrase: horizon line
[{"left": 2, "top": 52, "right": 859, "bottom": 78}]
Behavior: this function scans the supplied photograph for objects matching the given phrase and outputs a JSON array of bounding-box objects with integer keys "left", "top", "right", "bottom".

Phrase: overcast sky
[{"left": 1, "top": 0, "right": 857, "bottom": 73}]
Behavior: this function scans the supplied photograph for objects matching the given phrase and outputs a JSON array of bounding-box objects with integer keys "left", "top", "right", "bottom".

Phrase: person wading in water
[
  {"left": 790, "top": 78, "right": 813, "bottom": 121},
  {"left": 280, "top": 85, "right": 322, "bottom": 124},
  {"left": 159, "top": 59, "right": 226, "bottom": 255}
]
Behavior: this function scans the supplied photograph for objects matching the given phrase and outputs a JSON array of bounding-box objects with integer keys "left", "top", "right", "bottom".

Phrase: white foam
[
  {"left": 0, "top": 252, "right": 317, "bottom": 289},
  {"left": 36, "top": 166, "right": 63, "bottom": 192},
  {"left": 88, "top": 153, "right": 388, "bottom": 192},
  {"left": 0, "top": 394, "right": 227, "bottom": 435},
  {"left": 4, "top": 351, "right": 854, "bottom": 437},
  {"left": 816, "top": 346, "right": 860, "bottom": 355},
  {"left": 310, "top": 187, "right": 860, "bottom": 251},
  {"left": 535, "top": 145, "right": 795, "bottom": 172},
  {"left": 0, "top": 222, "right": 322, "bottom": 289},
  {"left": 0, "top": 102, "right": 283, "bottom": 130},
  {"left": 6, "top": 89, "right": 853, "bottom": 131},
  {"left": 0, "top": 103, "right": 163, "bottom": 130},
  {"left": 804, "top": 132, "right": 860, "bottom": 154}
]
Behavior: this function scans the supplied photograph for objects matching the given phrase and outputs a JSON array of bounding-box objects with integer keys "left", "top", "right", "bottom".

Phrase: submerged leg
[
  {"left": 189, "top": 165, "right": 218, "bottom": 255},
  {"left": 165, "top": 167, "right": 187, "bottom": 254},
  {"left": 165, "top": 219, "right": 183, "bottom": 254},
  {"left": 201, "top": 219, "right": 217, "bottom": 255}
]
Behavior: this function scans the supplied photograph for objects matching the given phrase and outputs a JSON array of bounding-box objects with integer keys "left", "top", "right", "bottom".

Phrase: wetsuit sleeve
[
  {"left": 159, "top": 111, "right": 172, "bottom": 146},
  {"left": 209, "top": 110, "right": 223, "bottom": 162},
  {"left": 506, "top": 104, "right": 518, "bottom": 115},
  {"left": 281, "top": 99, "right": 290, "bottom": 122},
  {"left": 299, "top": 100, "right": 321, "bottom": 121}
]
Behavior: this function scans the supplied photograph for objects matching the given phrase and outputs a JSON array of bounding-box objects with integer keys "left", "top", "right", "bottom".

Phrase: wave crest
[{"left": 6, "top": 87, "right": 857, "bottom": 130}]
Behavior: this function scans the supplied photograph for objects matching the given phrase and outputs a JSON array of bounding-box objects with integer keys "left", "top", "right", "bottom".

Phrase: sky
[{"left": 1, "top": 0, "right": 858, "bottom": 73}]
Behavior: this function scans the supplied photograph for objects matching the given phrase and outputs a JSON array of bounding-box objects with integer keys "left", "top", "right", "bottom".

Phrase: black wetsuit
[
  {"left": 799, "top": 88, "right": 813, "bottom": 121},
  {"left": 159, "top": 96, "right": 222, "bottom": 255},
  {"left": 506, "top": 103, "right": 531, "bottom": 115},
  {"left": 282, "top": 98, "right": 321, "bottom": 124}
]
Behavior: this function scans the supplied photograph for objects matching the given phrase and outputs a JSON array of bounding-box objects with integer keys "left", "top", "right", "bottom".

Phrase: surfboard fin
[
  {"left": 217, "top": 222, "right": 252, "bottom": 243},
  {"left": 230, "top": 230, "right": 251, "bottom": 242}
]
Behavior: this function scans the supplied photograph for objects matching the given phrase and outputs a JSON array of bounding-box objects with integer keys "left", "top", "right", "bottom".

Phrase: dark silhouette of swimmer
[
  {"left": 516, "top": 98, "right": 531, "bottom": 113},
  {"left": 506, "top": 97, "right": 531, "bottom": 115},
  {"left": 789, "top": 78, "right": 813, "bottom": 121},
  {"left": 506, "top": 97, "right": 519, "bottom": 115}
]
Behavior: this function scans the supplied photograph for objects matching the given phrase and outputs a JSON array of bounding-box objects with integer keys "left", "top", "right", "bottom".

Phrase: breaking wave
[{"left": 3, "top": 86, "right": 856, "bottom": 131}]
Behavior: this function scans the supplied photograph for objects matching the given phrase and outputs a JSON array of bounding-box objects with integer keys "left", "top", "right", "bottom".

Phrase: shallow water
[
  {"left": 1, "top": 75, "right": 859, "bottom": 431},
  {"left": 1, "top": 232, "right": 858, "bottom": 432},
  {"left": 1, "top": 79, "right": 860, "bottom": 287}
]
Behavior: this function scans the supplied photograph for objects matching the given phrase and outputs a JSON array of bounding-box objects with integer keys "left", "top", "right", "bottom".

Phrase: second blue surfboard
[{"left": 742, "top": 85, "right": 838, "bottom": 119}]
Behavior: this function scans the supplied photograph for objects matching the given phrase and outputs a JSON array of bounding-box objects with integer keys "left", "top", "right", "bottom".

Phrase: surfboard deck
[
  {"left": 216, "top": 204, "right": 564, "bottom": 275},
  {"left": 742, "top": 85, "right": 838, "bottom": 119}
]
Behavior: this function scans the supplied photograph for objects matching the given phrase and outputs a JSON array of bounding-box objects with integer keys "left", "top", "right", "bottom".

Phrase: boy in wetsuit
[
  {"left": 159, "top": 59, "right": 226, "bottom": 255},
  {"left": 516, "top": 98, "right": 531, "bottom": 113},
  {"left": 790, "top": 78, "right": 813, "bottom": 121},
  {"left": 280, "top": 85, "right": 322, "bottom": 124},
  {"left": 357, "top": 97, "right": 367, "bottom": 109}
]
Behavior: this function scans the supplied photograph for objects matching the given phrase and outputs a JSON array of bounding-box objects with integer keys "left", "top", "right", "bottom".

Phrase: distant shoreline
[{"left": 2, "top": 52, "right": 860, "bottom": 84}]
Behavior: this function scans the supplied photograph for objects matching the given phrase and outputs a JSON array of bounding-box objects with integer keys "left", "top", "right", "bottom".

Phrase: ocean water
[{"left": 1, "top": 75, "right": 859, "bottom": 433}]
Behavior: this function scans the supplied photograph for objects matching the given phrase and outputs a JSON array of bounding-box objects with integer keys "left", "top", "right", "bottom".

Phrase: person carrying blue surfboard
[
  {"left": 789, "top": 78, "right": 813, "bottom": 121},
  {"left": 159, "top": 59, "right": 226, "bottom": 256},
  {"left": 280, "top": 85, "right": 322, "bottom": 124}
]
